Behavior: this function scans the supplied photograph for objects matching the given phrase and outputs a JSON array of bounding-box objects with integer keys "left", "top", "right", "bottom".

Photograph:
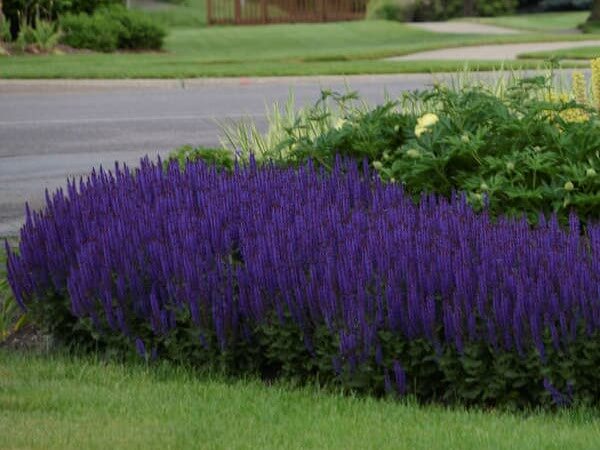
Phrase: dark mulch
[{"left": 0, "top": 324, "right": 51, "bottom": 352}]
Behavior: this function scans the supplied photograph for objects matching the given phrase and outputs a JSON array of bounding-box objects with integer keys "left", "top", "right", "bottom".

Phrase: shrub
[
  {"left": 366, "top": 0, "right": 516, "bottom": 21},
  {"left": 366, "top": 0, "right": 417, "bottom": 21},
  {"left": 474, "top": 0, "right": 518, "bottom": 16},
  {"left": 7, "top": 158, "right": 600, "bottom": 408},
  {"left": 61, "top": 6, "right": 166, "bottom": 51},
  {"left": 101, "top": 6, "right": 166, "bottom": 50},
  {"left": 61, "top": 13, "right": 121, "bottom": 52}
]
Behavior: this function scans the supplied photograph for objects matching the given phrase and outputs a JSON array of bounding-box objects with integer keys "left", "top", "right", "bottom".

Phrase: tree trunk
[
  {"left": 591, "top": 0, "right": 600, "bottom": 21},
  {"left": 463, "top": 0, "right": 475, "bottom": 17}
]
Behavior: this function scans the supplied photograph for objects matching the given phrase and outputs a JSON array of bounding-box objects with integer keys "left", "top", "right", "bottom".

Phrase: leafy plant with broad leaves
[
  {"left": 382, "top": 76, "right": 600, "bottom": 224},
  {"left": 219, "top": 74, "right": 600, "bottom": 225}
]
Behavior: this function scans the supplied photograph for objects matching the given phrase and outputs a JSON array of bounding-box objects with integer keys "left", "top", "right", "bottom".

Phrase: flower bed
[{"left": 6, "top": 158, "right": 600, "bottom": 407}]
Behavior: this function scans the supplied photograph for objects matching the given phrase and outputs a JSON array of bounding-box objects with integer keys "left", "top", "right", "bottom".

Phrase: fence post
[
  {"left": 234, "top": 0, "right": 242, "bottom": 24},
  {"left": 261, "top": 0, "right": 267, "bottom": 23},
  {"left": 207, "top": 0, "right": 213, "bottom": 25},
  {"left": 318, "top": 0, "right": 326, "bottom": 21}
]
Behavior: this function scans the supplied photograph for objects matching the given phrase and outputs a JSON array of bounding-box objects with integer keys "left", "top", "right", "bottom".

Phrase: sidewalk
[{"left": 388, "top": 40, "right": 600, "bottom": 61}]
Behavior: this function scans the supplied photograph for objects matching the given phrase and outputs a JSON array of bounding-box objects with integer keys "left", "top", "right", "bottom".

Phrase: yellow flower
[
  {"left": 559, "top": 107, "right": 589, "bottom": 124},
  {"left": 572, "top": 71, "right": 587, "bottom": 105},
  {"left": 591, "top": 58, "right": 600, "bottom": 111},
  {"left": 543, "top": 90, "right": 590, "bottom": 126},
  {"left": 372, "top": 161, "right": 383, "bottom": 170},
  {"left": 546, "top": 91, "right": 569, "bottom": 104},
  {"left": 414, "top": 113, "right": 439, "bottom": 138},
  {"left": 564, "top": 181, "right": 574, "bottom": 192},
  {"left": 417, "top": 113, "right": 439, "bottom": 128},
  {"left": 414, "top": 125, "right": 428, "bottom": 137}
]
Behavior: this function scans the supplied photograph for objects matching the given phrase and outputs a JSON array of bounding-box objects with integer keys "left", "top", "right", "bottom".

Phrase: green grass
[
  {"left": 458, "top": 11, "right": 588, "bottom": 33},
  {"left": 1, "top": 350, "right": 600, "bottom": 450},
  {"left": 521, "top": 45, "right": 600, "bottom": 61},
  {"left": 135, "top": 0, "right": 207, "bottom": 27},
  {"left": 0, "top": 20, "right": 595, "bottom": 78}
]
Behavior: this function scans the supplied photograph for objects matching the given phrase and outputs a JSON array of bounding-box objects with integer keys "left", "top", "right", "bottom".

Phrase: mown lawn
[
  {"left": 0, "top": 20, "right": 594, "bottom": 78},
  {"left": 520, "top": 45, "right": 600, "bottom": 61},
  {"left": 136, "top": 0, "right": 207, "bottom": 27},
  {"left": 1, "top": 350, "right": 600, "bottom": 450},
  {"left": 459, "top": 11, "right": 588, "bottom": 33}
]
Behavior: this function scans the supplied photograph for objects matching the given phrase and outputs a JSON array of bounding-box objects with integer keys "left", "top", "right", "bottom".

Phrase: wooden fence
[{"left": 207, "top": 0, "right": 367, "bottom": 25}]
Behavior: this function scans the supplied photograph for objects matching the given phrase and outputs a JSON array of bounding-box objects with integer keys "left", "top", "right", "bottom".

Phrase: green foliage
[
  {"left": 366, "top": 0, "right": 517, "bottom": 21},
  {"left": 61, "top": 6, "right": 166, "bottom": 52},
  {"left": 248, "top": 91, "right": 412, "bottom": 170},
  {"left": 101, "top": 5, "right": 165, "bottom": 50},
  {"left": 234, "top": 75, "right": 600, "bottom": 226},
  {"left": 166, "top": 145, "right": 235, "bottom": 172},
  {"left": 1, "top": 0, "right": 121, "bottom": 39},
  {"left": 15, "top": 18, "right": 62, "bottom": 53},
  {"left": 54, "top": 297, "right": 600, "bottom": 408},
  {"left": 61, "top": 12, "right": 120, "bottom": 52},
  {"left": 381, "top": 77, "right": 600, "bottom": 224},
  {"left": 0, "top": 16, "right": 11, "bottom": 42},
  {"left": 475, "top": 0, "right": 518, "bottom": 17},
  {"left": 366, "top": 0, "right": 416, "bottom": 21}
]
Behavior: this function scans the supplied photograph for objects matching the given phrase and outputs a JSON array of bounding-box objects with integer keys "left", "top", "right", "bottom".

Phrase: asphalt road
[
  {"left": 0, "top": 74, "right": 443, "bottom": 236},
  {"left": 0, "top": 71, "right": 575, "bottom": 236}
]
